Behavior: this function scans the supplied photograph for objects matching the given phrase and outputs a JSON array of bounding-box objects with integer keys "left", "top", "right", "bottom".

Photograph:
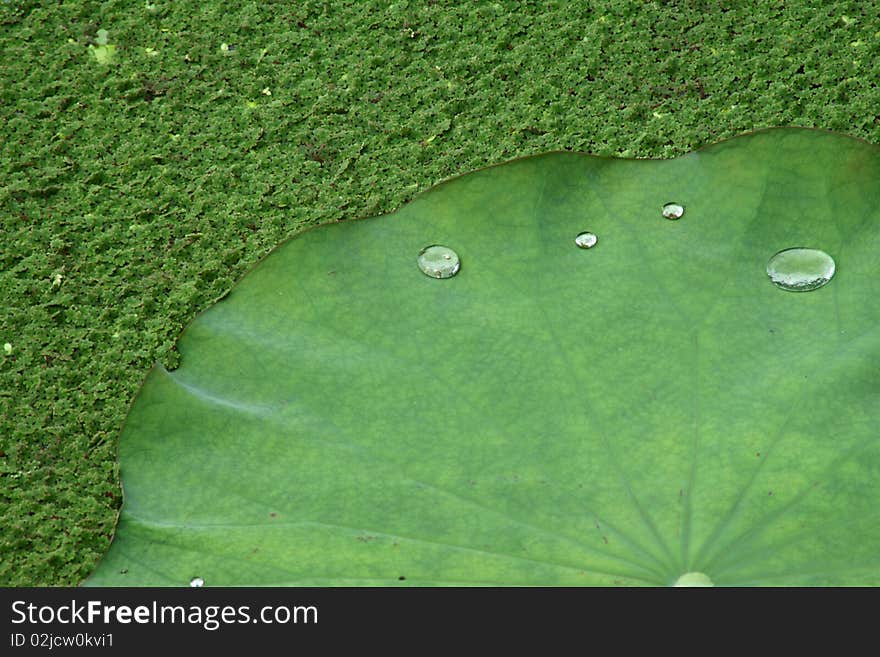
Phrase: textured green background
[{"left": 2, "top": 1, "right": 880, "bottom": 585}]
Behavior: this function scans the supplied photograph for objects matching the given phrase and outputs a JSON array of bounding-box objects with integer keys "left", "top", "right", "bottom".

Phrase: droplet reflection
[
  {"left": 766, "top": 247, "right": 835, "bottom": 292},
  {"left": 673, "top": 572, "right": 714, "bottom": 587},
  {"left": 575, "top": 231, "right": 598, "bottom": 249},
  {"left": 662, "top": 202, "right": 684, "bottom": 220},
  {"left": 417, "top": 245, "right": 460, "bottom": 279}
]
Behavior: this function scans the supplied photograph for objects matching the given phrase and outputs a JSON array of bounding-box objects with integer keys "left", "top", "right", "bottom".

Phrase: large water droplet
[
  {"left": 417, "top": 245, "right": 460, "bottom": 279},
  {"left": 662, "top": 202, "right": 684, "bottom": 220},
  {"left": 575, "top": 231, "right": 598, "bottom": 249},
  {"left": 766, "top": 247, "right": 835, "bottom": 292},
  {"left": 190, "top": 577, "right": 204, "bottom": 587},
  {"left": 673, "top": 572, "right": 714, "bottom": 587}
]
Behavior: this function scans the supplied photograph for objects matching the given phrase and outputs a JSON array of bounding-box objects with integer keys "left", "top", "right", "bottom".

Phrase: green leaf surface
[{"left": 87, "top": 129, "right": 880, "bottom": 586}]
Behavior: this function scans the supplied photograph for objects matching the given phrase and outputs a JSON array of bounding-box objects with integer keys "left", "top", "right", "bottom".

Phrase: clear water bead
[
  {"left": 673, "top": 572, "right": 714, "bottom": 587},
  {"left": 575, "top": 232, "right": 598, "bottom": 249},
  {"left": 417, "top": 245, "right": 460, "bottom": 279},
  {"left": 662, "top": 202, "right": 684, "bottom": 220},
  {"left": 766, "top": 247, "right": 835, "bottom": 292}
]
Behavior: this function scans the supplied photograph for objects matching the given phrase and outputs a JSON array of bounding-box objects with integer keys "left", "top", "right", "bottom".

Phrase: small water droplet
[
  {"left": 766, "top": 247, "right": 835, "bottom": 292},
  {"left": 662, "top": 202, "right": 684, "bottom": 220},
  {"left": 575, "top": 231, "right": 598, "bottom": 249},
  {"left": 190, "top": 577, "right": 204, "bottom": 587},
  {"left": 673, "top": 572, "right": 714, "bottom": 587},
  {"left": 417, "top": 245, "right": 460, "bottom": 279}
]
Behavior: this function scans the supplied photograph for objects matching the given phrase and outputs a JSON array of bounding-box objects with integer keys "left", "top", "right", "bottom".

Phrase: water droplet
[
  {"left": 190, "top": 577, "right": 204, "bottom": 587},
  {"left": 662, "top": 202, "right": 684, "bottom": 220},
  {"left": 673, "top": 572, "right": 714, "bottom": 587},
  {"left": 575, "top": 231, "right": 598, "bottom": 249},
  {"left": 766, "top": 247, "right": 835, "bottom": 292},
  {"left": 417, "top": 245, "right": 460, "bottom": 279}
]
